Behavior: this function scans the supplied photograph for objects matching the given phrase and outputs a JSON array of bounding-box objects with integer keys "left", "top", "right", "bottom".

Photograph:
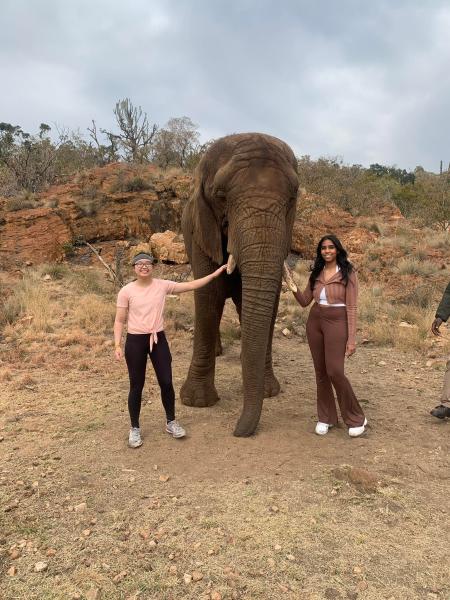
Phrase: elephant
[{"left": 180, "top": 133, "right": 299, "bottom": 436}]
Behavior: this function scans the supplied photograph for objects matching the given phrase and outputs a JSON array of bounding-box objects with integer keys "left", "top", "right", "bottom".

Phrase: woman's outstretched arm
[{"left": 172, "top": 264, "right": 227, "bottom": 294}]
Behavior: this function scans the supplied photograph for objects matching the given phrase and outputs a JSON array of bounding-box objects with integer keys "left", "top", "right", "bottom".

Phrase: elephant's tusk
[
  {"left": 226, "top": 254, "right": 237, "bottom": 274},
  {"left": 283, "top": 262, "right": 298, "bottom": 293}
]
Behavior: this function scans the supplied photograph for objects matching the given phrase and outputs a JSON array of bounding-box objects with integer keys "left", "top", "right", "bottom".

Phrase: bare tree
[
  {"left": 87, "top": 120, "right": 120, "bottom": 165},
  {"left": 107, "top": 98, "right": 158, "bottom": 163},
  {"left": 153, "top": 116, "right": 201, "bottom": 169}
]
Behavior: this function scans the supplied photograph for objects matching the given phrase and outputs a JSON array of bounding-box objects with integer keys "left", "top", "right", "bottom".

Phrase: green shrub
[
  {"left": 5, "top": 192, "right": 38, "bottom": 211},
  {"left": 39, "top": 263, "right": 70, "bottom": 280}
]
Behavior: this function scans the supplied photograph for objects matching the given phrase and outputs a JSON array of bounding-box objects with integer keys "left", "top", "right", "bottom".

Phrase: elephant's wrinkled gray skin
[{"left": 180, "top": 133, "right": 299, "bottom": 436}]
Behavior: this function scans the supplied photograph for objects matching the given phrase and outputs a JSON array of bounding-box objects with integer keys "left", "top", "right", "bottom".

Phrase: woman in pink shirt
[
  {"left": 284, "top": 235, "right": 366, "bottom": 437},
  {"left": 114, "top": 252, "right": 226, "bottom": 448}
]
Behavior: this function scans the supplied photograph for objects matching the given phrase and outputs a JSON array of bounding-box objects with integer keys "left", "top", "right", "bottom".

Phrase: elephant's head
[{"left": 190, "top": 133, "right": 299, "bottom": 436}]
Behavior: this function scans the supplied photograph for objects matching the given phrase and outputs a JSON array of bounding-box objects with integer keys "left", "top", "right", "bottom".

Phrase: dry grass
[
  {"left": 0, "top": 262, "right": 449, "bottom": 599},
  {"left": 395, "top": 257, "right": 440, "bottom": 277},
  {"left": 0, "top": 272, "right": 53, "bottom": 331},
  {"left": 73, "top": 294, "right": 116, "bottom": 334}
]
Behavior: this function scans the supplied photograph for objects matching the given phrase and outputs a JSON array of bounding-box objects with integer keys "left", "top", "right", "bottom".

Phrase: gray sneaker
[
  {"left": 128, "top": 427, "right": 143, "bottom": 448},
  {"left": 165, "top": 420, "right": 186, "bottom": 439}
]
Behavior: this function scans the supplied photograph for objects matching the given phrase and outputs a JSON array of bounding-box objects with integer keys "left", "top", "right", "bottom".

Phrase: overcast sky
[{"left": 1, "top": 0, "right": 449, "bottom": 171}]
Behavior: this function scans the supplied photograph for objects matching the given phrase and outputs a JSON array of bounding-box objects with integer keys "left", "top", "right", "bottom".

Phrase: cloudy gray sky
[{"left": 1, "top": 0, "right": 449, "bottom": 171}]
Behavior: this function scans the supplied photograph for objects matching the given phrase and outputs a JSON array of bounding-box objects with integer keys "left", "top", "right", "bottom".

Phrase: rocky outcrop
[
  {"left": 1, "top": 167, "right": 388, "bottom": 268},
  {"left": 0, "top": 207, "right": 71, "bottom": 267},
  {"left": 0, "top": 163, "right": 191, "bottom": 269},
  {"left": 291, "top": 193, "right": 377, "bottom": 258},
  {"left": 150, "top": 230, "right": 189, "bottom": 264}
]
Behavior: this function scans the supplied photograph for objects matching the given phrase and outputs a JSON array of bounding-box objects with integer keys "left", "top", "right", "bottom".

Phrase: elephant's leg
[
  {"left": 263, "top": 285, "right": 281, "bottom": 398},
  {"left": 180, "top": 244, "right": 225, "bottom": 408}
]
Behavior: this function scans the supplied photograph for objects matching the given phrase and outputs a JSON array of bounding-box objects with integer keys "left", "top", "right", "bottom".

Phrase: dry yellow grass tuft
[{"left": 73, "top": 294, "right": 116, "bottom": 334}]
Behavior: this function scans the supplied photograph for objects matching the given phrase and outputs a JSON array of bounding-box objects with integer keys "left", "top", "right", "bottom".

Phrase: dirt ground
[{"left": 1, "top": 288, "right": 450, "bottom": 600}]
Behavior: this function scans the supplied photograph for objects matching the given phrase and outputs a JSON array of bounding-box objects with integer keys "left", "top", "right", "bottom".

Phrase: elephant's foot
[
  {"left": 180, "top": 378, "right": 220, "bottom": 408},
  {"left": 264, "top": 371, "right": 281, "bottom": 398},
  {"left": 233, "top": 407, "right": 262, "bottom": 437}
]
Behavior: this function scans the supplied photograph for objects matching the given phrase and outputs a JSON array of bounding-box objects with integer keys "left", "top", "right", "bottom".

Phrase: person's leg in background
[{"left": 431, "top": 357, "right": 450, "bottom": 419}]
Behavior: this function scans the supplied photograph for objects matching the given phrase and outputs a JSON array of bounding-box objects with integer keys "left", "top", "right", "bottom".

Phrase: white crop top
[{"left": 319, "top": 266, "right": 346, "bottom": 307}]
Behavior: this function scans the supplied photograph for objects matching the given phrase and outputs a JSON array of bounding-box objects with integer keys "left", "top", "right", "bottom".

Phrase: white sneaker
[
  {"left": 315, "top": 422, "right": 333, "bottom": 435},
  {"left": 165, "top": 420, "right": 186, "bottom": 439},
  {"left": 128, "top": 427, "right": 143, "bottom": 448},
  {"left": 348, "top": 418, "right": 367, "bottom": 437}
]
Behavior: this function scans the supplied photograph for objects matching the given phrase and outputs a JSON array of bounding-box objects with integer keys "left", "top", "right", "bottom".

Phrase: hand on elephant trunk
[{"left": 282, "top": 262, "right": 298, "bottom": 293}]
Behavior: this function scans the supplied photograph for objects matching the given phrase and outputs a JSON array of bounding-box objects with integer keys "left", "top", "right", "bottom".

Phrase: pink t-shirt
[{"left": 117, "top": 279, "right": 177, "bottom": 345}]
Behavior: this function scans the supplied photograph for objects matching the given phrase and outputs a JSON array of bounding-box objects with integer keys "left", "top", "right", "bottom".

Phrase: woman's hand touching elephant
[
  {"left": 282, "top": 262, "right": 298, "bottom": 293},
  {"left": 213, "top": 264, "right": 228, "bottom": 278}
]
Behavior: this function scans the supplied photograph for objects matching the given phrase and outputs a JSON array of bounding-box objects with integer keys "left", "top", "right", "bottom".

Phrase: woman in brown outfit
[{"left": 284, "top": 235, "right": 366, "bottom": 437}]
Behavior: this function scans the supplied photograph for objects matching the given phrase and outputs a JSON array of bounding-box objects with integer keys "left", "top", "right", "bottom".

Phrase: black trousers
[{"left": 125, "top": 332, "right": 175, "bottom": 428}]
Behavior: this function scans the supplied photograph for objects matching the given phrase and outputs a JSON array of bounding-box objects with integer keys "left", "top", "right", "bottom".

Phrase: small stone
[
  {"left": 183, "top": 573, "right": 192, "bottom": 584},
  {"left": 34, "top": 561, "right": 48, "bottom": 572},
  {"left": 7, "top": 565, "right": 17, "bottom": 576},
  {"left": 159, "top": 475, "right": 170, "bottom": 482},
  {"left": 211, "top": 592, "right": 222, "bottom": 600},
  {"left": 139, "top": 529, "right": 150, "bottom": 540},
  {"left": 169, "top": 565, "right": 177, "bottom": 574},
  {"left": 353, "top": 566, "right": 362, "bottom": 574},
  {"left": 113, "top": 570, "right": 128, "bottom": 583},
  {"left": 168, "top": 553, "right": 175, "bottom": 560},
  {"left": 82, "top": 529, "right": 91, "bottom": 537},
  {"left": 286, "top": 554, "right": 295, "bottom": 561},
  {"left": 9, "top": 548, "right": 21, "bottom": 559},
  {"left": 274, "top": 544, "right": 282, "bottom": 551},
  {"left": 74, "top": 502, "right": 87, "bottom": 512},
  {"left": 282, "top": 328, "right": 291, "bottom": 337},
  {"left": 377, "top": 361, "right": 386, "bottom": 366},
  {"left": 153, "top": 464, "right": 158, "bottom": 470},
  {"left": 46, "top": 548, "right": 57, "bottom": 557},
  {"left": 43, "top": 274, "right": 52, "bottom": 281},
  {"left": 269, "top": 505, "right": 279, "bottom": 513},
  {"left": 192, "top": 570, "right": 204, "bottom": 581},
  {"left": 148, "top": 540, "right": 157, "bottom": 549}
]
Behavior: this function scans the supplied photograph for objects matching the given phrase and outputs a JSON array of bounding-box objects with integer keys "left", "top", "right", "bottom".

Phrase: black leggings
[{"left": 125, "top": 332, "right": 175, "bottom": 428}]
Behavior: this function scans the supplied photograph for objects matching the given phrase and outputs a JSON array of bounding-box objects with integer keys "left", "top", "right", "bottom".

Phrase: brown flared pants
[{"left": 306, "top": 303, "right": 365, "bottom": 428}]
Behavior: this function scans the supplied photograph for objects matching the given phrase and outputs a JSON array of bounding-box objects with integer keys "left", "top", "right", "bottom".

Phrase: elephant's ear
[{"left": 192, "top": 179, "right": 223, "bottom": 265}]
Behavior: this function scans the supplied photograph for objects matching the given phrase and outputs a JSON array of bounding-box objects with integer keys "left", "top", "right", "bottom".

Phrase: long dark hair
[{"left": 309, "top": 234, "right": 353, "bottom": 290}]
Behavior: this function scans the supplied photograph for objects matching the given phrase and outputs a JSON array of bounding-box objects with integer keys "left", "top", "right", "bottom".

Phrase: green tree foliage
[
  {"left": 298, "top": 155, "right": 449, "bottom": 229},
  {"left": 297, "top": 156, "right": 398, "bottom": 216},
  {"left": 0, "top": 122, "right": 58, "bottom": 193},
  {"left": 152, "top": 116, "right": 203, "bottom": 170}
]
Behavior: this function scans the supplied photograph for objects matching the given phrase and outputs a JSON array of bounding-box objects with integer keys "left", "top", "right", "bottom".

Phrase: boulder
[{"left": 150, "top": 230, "right": 188, "bottom": 264}]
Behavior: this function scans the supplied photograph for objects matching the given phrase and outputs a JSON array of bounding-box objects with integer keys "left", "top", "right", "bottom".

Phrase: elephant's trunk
[{"left": 232, "top": 215, "right": 285, "bottom": 436}]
